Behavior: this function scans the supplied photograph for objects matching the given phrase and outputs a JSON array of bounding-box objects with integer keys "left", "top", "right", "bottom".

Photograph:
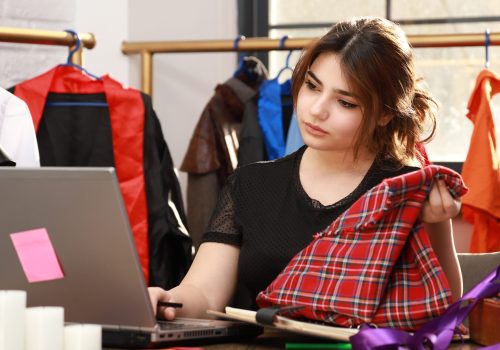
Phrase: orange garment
[{"left": 462, "top": 69, "right": 500, "bottom": 253}]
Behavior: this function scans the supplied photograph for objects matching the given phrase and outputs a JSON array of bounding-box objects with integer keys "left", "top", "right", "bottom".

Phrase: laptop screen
[{"left": 0, "top": 167, "right": 157, "bottom": 329}]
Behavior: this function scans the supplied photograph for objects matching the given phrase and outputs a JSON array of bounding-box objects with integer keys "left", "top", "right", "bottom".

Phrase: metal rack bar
[
  {"left": 122, "top": 33, "right": 500, "bottom": 95},
  {"left": 0, "top": 26, "right": 96, "bottom": 65}
]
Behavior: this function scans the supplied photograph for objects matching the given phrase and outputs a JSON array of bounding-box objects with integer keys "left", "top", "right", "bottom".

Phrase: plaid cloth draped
[{"left": 256, "top": 165, "right": 468, "bottom": 331}]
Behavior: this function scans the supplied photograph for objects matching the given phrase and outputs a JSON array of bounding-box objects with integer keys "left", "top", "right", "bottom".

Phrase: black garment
[
  {"left": 10, "top": 88, "right": 192, "bottom": 290},
  {"left": 202, "top": 146, "right": 419, "bottom": 310},
  {"left": 142, "top": 98, "right": 192, "bottom": 289},
  {"left": 0, "top": 145, "right": 15, "bottom": 166},
  {"left": 237, "top": 94, "right": 266, "bottom": 166}
]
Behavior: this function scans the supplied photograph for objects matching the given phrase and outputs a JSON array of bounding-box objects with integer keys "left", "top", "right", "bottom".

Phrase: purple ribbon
[{"left": 350, "top": 265, "right": 500, "bottom": 350}]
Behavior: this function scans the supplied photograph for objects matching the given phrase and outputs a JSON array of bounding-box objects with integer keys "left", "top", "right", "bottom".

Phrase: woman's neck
[
  {"left": 298, "top": 146, "right": 377, "bottom": 206},
  {"left": 302, "top": 147, "right": 376, "bottom": 176}
]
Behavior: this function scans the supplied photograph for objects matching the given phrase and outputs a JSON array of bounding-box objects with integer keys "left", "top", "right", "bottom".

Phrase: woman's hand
[
  {"left": 421, "top": 179, "right": 461, "bottom": 223},
  {"left": 148, "top": 287, "right": 178, "bottom": 321}
]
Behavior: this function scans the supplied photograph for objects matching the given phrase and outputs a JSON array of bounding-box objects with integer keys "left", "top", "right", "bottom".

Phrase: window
[{"left": 265, "top": 0, "right": 500, "bottom": 161}]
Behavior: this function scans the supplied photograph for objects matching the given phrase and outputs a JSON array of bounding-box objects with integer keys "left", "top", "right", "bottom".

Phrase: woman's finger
[
  {"left": 427, "top": 183, "right": 444, "bottom": 215},
  {"left": 437, "top": 180, "right": 461, "bottom": 217}
]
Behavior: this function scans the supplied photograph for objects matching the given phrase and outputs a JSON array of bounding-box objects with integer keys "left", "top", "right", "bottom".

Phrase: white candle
[
  {"left": 0, "top": 290, "right": 26, "bottom": 350},
  {"left": 64, "top": 324, "right": 102, "bottom": 350},
  {"left": 25, "top": 306, "right": 64, "bottom": 350}
]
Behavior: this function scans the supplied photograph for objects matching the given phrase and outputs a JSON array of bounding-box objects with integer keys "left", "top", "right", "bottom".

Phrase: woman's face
[{"left": 296, "top": 52, "right": 365, "bottom": 153}]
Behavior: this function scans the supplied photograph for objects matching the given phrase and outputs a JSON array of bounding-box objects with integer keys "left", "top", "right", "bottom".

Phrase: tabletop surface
[{"left": 106, "top": 328, "right": 481, "bottom": 350}]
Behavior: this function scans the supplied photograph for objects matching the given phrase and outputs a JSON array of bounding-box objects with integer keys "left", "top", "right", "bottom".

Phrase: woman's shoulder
[
  {"left": 226, "top": 148, "right": 304, "bottom": 198},
  {"left": 235, "top": 147, "right": 303, "bottom": 178}
]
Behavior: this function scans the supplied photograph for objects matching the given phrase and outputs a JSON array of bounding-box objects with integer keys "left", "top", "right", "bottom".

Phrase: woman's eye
[
  {"left": 305, "top": 81, "right": 318, "bottom": 91},
  {"left": 339, "top": 100, "right": 357, "bottom": 109}
]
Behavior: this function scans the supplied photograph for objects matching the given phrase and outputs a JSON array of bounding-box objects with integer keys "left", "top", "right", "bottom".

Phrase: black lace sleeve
[{"left": 201, "top": 173, "right": 242, "bottom": 246}]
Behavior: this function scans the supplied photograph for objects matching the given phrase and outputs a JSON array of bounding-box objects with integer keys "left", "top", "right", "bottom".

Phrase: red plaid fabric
[{"left": 256, "top": 165, "right": 468, "bottom": 331}]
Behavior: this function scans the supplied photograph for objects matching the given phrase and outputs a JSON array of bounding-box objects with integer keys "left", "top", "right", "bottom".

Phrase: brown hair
[{"left": 291, "top": 17, "right": 437, "bottom": 166}]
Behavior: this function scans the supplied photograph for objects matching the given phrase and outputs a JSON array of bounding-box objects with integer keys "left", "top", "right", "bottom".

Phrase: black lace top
[{"left": 202, "top": 146, "right": 418, "bottom": 310}]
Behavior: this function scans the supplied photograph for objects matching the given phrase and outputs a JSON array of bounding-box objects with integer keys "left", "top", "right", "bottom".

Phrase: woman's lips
[{"left": 304, "top": 122, "right": 328, "bottom": 135}]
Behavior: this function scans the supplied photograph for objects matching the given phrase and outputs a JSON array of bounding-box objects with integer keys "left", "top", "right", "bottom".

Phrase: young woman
[{"left": 150, "top": 17, "right": 462, "bottom": 320}]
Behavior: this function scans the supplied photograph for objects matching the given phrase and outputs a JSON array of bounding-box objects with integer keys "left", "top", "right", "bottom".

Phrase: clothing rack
[
  {"left": 122, "top": 32, "right": 500, "bottom": 95},
  {"left": 0, "top": 26, "right": 96, "bottom": 66}
]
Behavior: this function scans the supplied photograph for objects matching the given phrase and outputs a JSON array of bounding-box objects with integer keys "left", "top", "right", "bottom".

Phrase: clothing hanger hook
[
  {"left": 64, "top": 29, "right": 81, "bottom": 65},
  {"left": 485, "top": 28, "right": 490, "bottom": 68},
  {"left": 279, "top": 35, "right": 288, "bottom": 50},
  {"left": 285, "top": 50, "right": 293, "bottom": 69},
  {"left": 233, "top": 35, "right": 247, "bottom": 71},
  {"left": 279, "top": 35, "right": 293, "bottom": 69},
  {"left": 233, "top": 35, "right": 246, "bottom": 51},
  {"left": 275, "top": 35, "right": 294, "bottom": 81},
  {"left": 62, "top": 29, "right": 101, "bottom": 80}
]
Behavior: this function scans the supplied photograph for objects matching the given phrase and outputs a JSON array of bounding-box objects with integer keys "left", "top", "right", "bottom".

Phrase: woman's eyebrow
[
  {"left": 306, "top": 70, "right": 322, "bottom": 85},
  {"left": 306, "top": 70, "right": 357, "bottom": 98}
]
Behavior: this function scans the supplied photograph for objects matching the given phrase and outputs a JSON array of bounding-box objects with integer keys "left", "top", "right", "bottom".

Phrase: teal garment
[
  {"left": 257, "top": 79, "right": 292, "bottom": 160},
  {"left": 284, "top": 111, "right": 304, "bottom": 155}
]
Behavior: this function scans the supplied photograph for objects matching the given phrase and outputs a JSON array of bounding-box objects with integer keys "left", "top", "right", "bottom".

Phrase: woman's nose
[{"left": 310, "top": 97, "right": 329, "bottom": 120}]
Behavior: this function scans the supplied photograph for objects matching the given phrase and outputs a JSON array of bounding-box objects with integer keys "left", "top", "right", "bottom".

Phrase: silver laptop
[{"left": 0, "top": 167, "right": 261, "bottom": 348}]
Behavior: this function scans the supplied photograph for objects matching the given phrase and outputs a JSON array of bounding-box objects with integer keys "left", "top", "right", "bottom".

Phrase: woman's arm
[
  {"left": 421, "top": 179, "right": 463, "bottom": 301},
  {"left": 149, "top": 242, "right": 240, "bottom": 320},
  {"left": 423, "top": 220, "right": 463, "bottom": 300}
]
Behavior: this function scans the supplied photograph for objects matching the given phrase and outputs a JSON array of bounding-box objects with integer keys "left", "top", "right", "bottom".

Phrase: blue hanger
[
  {"left": 46, "top": 29, "right": 107, "bottom": 108},
  {"left": 62, "top": 29, "right": 101, "bottom": 80},
  {"left": 275, "top": 36, "right": 294, "bottom": 81},
  {"left": 485, "top": 28, "right": 490, "bottom": 68},
  {"left": 232, "top": 35, "right": 249, "bottom": 78},
  {"left": 233, "top": 34, "right": 245, "bottom": 51}
]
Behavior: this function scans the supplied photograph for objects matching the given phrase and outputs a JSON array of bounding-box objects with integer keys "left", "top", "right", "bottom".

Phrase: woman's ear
[{"left": 378, "top": 114, "right": 393, "bottom": 126}]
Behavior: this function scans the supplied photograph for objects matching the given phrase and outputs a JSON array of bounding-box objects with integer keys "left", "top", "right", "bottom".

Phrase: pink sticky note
[{"left": 10, "top": 228, "right": 64, "bottom": 283}]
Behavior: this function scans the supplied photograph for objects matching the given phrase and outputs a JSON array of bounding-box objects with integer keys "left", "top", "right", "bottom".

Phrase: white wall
[
  {"left": 74, "top": 0, "right": 129, "bottom": 84},
  {"left": 0, "top": 0, "right": 128, "bottom": 88},
  {"left": 0, "top": 0, "right": 75, "bottom": 87},
  {"left": 128, "top": 0, "right": 238, "bottom": 200}
]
